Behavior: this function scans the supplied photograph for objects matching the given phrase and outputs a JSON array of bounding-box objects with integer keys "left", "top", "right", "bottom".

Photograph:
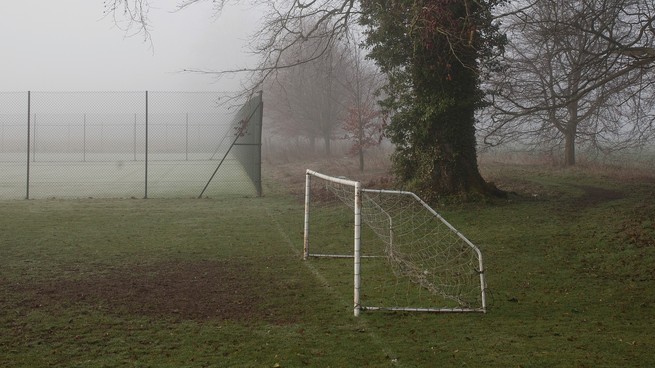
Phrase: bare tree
[
  {"left": 484, "top": 0, "right": 655, "bottom": 165},
  {"left": 264, "top": 19, "right": 352, "bottom": 156},
  {"left": 265, "top": 26, "right": 385, "bottom": 163},
  {"left": 104, "top": 0, "right": 358, "bottom": 97},
  {"left": 338, "top": 35, "right": 386, "bottom": 171}
]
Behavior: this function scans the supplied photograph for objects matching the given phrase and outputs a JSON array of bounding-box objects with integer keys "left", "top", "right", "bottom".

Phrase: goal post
[
  {"left": 304, "top": 169, "right": 363, "bottom": 316},
  {"left": 304, "top": 169, "right": 487, "bottom": 316}
]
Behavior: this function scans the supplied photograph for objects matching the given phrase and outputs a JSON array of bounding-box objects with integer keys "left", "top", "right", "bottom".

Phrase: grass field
[{"left": 1, "top": 157, "right": 654, "bottom": 367}]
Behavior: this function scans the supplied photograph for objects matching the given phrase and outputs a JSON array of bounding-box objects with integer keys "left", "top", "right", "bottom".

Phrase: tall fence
[{"left": 0, "top": 91, "right": 263, "bottom": 199}]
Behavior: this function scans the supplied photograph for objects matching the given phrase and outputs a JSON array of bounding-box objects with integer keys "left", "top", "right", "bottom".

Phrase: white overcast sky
[{"left": 1, "top": 1, "right": 259, "bottom": 92}]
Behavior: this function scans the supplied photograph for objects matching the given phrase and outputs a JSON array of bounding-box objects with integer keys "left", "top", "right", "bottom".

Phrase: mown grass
[{"left": 1, "top": 160, "right": 654, "bottom": 367}]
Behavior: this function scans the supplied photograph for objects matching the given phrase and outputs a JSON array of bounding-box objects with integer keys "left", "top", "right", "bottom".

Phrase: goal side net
[{"left": 304, "top": 169, "right": 487, "bottom": 316}]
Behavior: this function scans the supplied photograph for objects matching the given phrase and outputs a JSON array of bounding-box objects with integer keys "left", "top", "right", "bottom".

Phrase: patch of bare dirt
[
  {"left": 6, "top": 259, "right": 298, "bottom": 324},
  {"left": 570, "top": 184, "right": 625, "bottom": 209},
  {"left": 487, "top": 177, "right": 565, "bottom": 200},
  {"left": 487, "top": 177, "right": 627, "bottom": 207}
]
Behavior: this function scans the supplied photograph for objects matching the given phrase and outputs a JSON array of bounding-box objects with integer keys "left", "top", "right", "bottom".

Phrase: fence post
[
  {"left": 26, "top": 91, "right": 31, "bottom": 200},
  {"left": 83, "top": 113, "right": 86, "bottom": 162},
  {"left": 32, "top": 113, "right": 36, "bottom": 162},
  {"left": 257, "top": 91, "right": 264, "bottom": 196},
  {"left": 144, "top": 91, "right": 148, "bottom": 199},
  {"left": 134, "top": 113, "right": 137, "bottom": 161}
]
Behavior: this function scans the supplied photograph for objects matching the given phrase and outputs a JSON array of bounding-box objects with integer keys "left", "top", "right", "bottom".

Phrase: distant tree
[
  {"left": 484, "top": 0, "right": 655, "bottom": 165},
  {"left": 264, "top": 20, "right": 351, "bottom": 156},
  {"left": 339, "top": 36, "right": 386, "bottom": 171},
  {"left": 342, "top": 105, "right": 385, "bottom": 169},
  {"left": 264, "top": 81, "right": 306, "bottom": 146}
]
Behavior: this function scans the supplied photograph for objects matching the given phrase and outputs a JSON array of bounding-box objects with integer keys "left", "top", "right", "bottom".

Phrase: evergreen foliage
[{"left": 360, "top": 0, "right": 507, "bottom": 200}]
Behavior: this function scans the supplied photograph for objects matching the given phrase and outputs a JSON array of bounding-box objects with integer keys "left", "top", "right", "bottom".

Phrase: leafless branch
[{"left": 483, "top": 0, "right": 655, "bottom": 163}]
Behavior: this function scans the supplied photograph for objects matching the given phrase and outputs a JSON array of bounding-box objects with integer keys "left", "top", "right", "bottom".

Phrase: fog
[
  {"left": 0, "top": 0, "right": 264, "bottom": 200},
  {"left": 1, "top": 1, "right": 259, "bottom": 92}
]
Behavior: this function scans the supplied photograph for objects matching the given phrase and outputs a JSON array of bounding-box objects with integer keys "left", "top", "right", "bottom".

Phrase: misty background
[
  {"left": 1, "top": 0, "right": 259, "bottom": 92},
  {"left": 0, "top": 2, "right": 267, "bottom": 199}
]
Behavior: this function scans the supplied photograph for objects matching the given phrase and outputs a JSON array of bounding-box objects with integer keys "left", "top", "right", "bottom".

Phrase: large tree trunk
[
  {"left": 564, "top": 129, "right": 576, "bottom": 166},
  {"left": 416, "top": 15, "right": 503, "bottom": 200},
  {"left": 430, "top": 142, "right": 489, "bottom": 196},
  {"left": 391, "top": 102, "right": 504, "bottom": 200},
  {"left": 426, "top": 105, "right": 503, "bottom": 199},
  {"left": 564, "top": 97, "right": 579, "bottom": 166}
]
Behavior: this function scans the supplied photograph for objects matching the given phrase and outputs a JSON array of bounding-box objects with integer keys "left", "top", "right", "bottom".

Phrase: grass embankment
[{"left": 1, "top": 161, "right": 654, "bottom": 367}]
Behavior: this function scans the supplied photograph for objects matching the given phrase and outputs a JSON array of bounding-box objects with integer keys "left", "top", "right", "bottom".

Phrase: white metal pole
[
  {"left": 304, "top": 170, "right": 364, "bottom": 315},
  {"left": 478, "top": 253, "right": 487, "bottom": 313},
  {"left": 303, "top": 170, "right": 311, "bottom": 260},
  {"left": 354, "top": 181, "right": 362, "bottom": 317}
]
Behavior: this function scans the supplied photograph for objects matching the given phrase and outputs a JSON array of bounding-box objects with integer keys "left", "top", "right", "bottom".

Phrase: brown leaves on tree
[{"left": 341, "top": 105, "right": 386, "bottom": 157}]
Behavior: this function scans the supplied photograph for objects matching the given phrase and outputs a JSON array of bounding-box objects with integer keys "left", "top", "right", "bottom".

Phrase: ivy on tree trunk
[{"left": 361, "top": 0, "right": 506, "bottom": 200}]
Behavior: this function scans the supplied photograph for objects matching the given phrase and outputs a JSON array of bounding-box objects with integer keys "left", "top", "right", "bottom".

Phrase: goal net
[{"left": 304, "top": 170, "right": 487, "bottom": 316}]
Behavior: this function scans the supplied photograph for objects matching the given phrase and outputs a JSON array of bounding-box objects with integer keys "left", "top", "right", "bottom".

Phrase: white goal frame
[{"left": 303, "top": 169, "right": 487, "bottom": 316}]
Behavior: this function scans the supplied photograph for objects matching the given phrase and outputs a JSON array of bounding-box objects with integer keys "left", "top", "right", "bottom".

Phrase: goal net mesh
[{"left": 305, "top": 171, "right": 486, "bottom": 312}]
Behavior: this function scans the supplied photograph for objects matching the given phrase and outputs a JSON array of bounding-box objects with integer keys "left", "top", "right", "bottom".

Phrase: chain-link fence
[{"left": 0, "top": 91, "right": 262, "bottom": 199}]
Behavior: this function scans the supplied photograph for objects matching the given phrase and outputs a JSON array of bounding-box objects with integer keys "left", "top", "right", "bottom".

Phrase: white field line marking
[{"left": 266, "top": 207, "right": 403, "bottom": 367}]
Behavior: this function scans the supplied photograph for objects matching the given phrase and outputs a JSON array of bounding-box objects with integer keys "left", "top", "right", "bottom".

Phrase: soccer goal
[{"left": 303, "top": 169, "right": 487, "bottom": 316}]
